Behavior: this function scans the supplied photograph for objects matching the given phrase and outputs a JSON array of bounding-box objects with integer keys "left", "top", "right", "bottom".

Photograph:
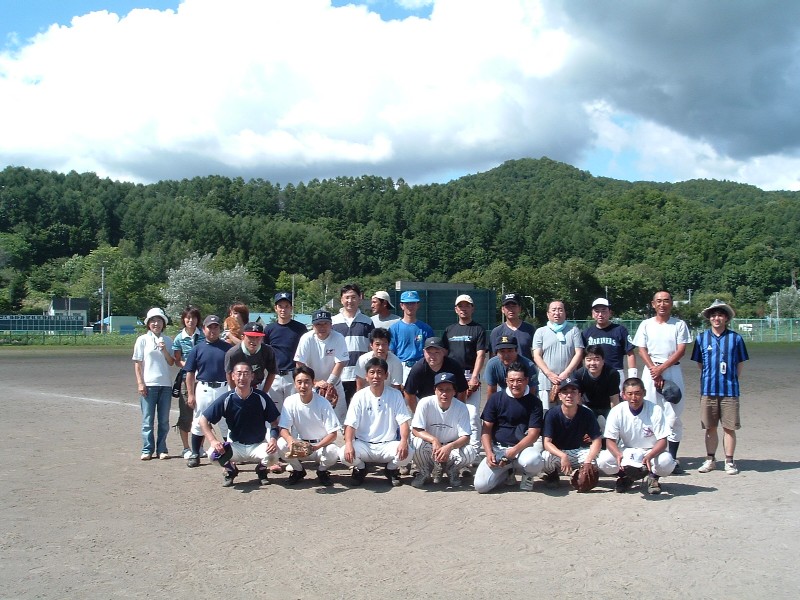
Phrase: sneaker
[
  {"left": 541, "top": 471, "right": 560, "bottom": 489},
  {"left": 182, "top": 448, "right": 192, "bottom": 459},
  {"left": 411, "top": 470, "right": 430, "bottom": 489},
  {"left": 447, "top": 466, "right": 463, "bottom": 488},
  {"left": 520, "top": 474, "right": 535, "bottom": 491},
  {"left": 671, "top": 461, "right": 684, "bottom": 475},
  {"left": 504, "top": 470, "right": 517, "bottom": 486},
  {"left": 316, "top": 470, "right": 333, "bottom": 487},
  {"left": 158, "top": 452, "right": 169, "bottom": 460},
  {"left": 186, "top": 454, "right": 200, "bottom": 468},
  {"left": 385, "top": 467, "right": 403, "bottom": 487},
  {"left": 287, "top": 469, "right": 307, "bottom": 485},
  {"left": 698, "top": 458, "right": 717, "bottom": 473},
  {"left": 645, "top": 474, "right": 662, "bottom": 495},
  {"left": 140, "top": 453, "right": 152, "bottom": 461},
  {"left": 255, "top": 465, "right": 270, "bottom": 486},
  {"left": 399, "top": 464, "right": 411, "bottom": 476},
  {"left": 431, "top": 462, "right": 444, "bottom": 484},
  {"left": 199, "top": 449, "right": 208, "bottom": 459},
  {"left": 615, "top": 474, "right": 633, "bottom": 493},
  {"left": 725, "top": 461, "right": 739, "bottom": 475},
  {"left": 222, "top": 466, "right": 239, "bottom": 487},
  {"left": 351, "top": 467, "right": 367, "bottom": 486}
]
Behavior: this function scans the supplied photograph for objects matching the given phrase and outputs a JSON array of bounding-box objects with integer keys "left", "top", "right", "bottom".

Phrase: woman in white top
[{"left": 132, "top": 307, "right": 175, "bottom": 460}]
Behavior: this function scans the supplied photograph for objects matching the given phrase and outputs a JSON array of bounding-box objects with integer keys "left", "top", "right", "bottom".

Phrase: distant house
[{"left": 49, "top": 297, "right": 90, "bottom": 326}]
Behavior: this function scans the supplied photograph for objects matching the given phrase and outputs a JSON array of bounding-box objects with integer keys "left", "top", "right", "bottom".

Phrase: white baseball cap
[
  {"left": 591, "top": 298, "right": 610, "bottom": 308},
  {"left": 455, "top": 294, "right": 474, "bottom": 306},
  {"left": 372, "top": 290, "right": 394, "bottom": 309}
]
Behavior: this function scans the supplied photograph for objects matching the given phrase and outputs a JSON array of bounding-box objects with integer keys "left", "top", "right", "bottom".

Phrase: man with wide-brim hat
[{"left": 691, "top": 299, "right": 749, "bottom": 475}]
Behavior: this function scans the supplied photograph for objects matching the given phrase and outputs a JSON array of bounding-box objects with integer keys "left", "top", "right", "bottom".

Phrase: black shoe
[
  {"left": 317, "top": 470, "right": 333, "bottom": 487},
  {"left": 187, "top": 454, "right": 200, "bottom": 468},
  {"left": 615, "top": 475, "right": 633, "bottom": 493},
  {"left": 255, "top": 465, "right": 270, "bottom": 486},
  {"left": 542, "top": 470, "right": 560, "bottom": 489},
  {"left": 671, "top": 461, "right": 684, "bottom": 475},
  {"left": 351, "top": 467, "right": 367, "bottom": 486},
  {"left": 385, "top": 467, "right": 402, "bottom": 487},
  {"left": 222, "top": 466, "right": 239, "bottom": 487},
  {"left": 287, "top": 469, "right": 307, "bottom": 485}
]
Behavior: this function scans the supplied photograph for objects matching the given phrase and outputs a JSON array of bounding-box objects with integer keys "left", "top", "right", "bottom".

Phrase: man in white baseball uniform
[
  {"left": 632, "top": 290, "right": 692, "bottom": 471},
  {"left": 339, "top": 357, "right": 414, "bottom": 487},
  {"left": 294, "top": 309, "right": 349, "bottom": 422},
  {"left": 597, "top": 377, "right": 676, "bottom": 495},
  {"left": 410, "top": 372, "right": 476, "bottom": 489},
  {"left": 277, "top": 365, "right": 340, "bottom": 487}
]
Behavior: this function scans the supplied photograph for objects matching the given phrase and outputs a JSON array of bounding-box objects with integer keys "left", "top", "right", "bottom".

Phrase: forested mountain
[{"left": 1, "top": 158, "right": 797, "bottom": 320}]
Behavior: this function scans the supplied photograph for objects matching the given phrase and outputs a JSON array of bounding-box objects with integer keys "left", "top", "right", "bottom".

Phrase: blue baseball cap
[
  {"left": 400, "top": 290, "right": 420, "bottom": 303},
  {"left": 434, "top": 372, "right": 457, "bottom": 387},
  {"left": 312, "top": 310, "right": 332, "bottom": 324},
  {"left": 274, "top": 292, "right": 292, "bottom": 304}
]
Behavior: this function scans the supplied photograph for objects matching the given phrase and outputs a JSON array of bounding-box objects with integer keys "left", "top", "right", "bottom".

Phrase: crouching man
[
  {"left": 474, "top": 362, "right": 544, "bottom": 493},
  {"left": 339, "top": 357, "right": 414, "bottom": 487},
  {"left": 411, "top": 372, "right": 476, "bottom": 489},
  {"left": 199, "top": 362, "right": 280, "bottom": 487},
  {"left": 277, "top": 366, "right": 340, "bottom": 487},
  {"left": 597, "top": 377, "right": 676, "bottom": 495}
]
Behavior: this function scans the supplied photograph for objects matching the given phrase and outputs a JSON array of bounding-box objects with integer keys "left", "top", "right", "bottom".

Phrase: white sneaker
[
  {"left": 698, "top": 458, "right": 717, "bottom": 473},
  {"left": 725, "top": 461, "right": 739, "bottom": 475},
  {"left": 158, "top": 452, "right": 169, "bottom": 460},
  {"left": 182, "top": 448, "right": 192, "bottom": 459},
  {"left": 140, "top": 453, "right": 152, "bottom": 461}
]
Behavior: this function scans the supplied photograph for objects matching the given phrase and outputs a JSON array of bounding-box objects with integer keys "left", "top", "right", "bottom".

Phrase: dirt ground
[{"left": 1, "top": 344, "right": 798, "bottom": 599}]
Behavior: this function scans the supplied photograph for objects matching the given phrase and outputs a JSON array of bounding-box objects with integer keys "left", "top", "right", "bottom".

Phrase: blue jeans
[{"left": 140, "top": 386, "right": 172, "bottom": 454}]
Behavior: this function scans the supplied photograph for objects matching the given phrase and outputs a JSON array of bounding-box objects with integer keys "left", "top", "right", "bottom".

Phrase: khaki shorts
[{"left": 700, "top": 396, "right": 740, "bottom": 430}]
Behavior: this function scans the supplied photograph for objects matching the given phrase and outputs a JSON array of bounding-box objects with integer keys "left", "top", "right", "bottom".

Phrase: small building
[{"left": 49, "top": 297, "right": 90, "bottom": 326}]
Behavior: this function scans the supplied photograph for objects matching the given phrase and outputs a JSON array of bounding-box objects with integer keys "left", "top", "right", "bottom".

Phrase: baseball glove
[
  {"left": 285, "top": 440, "right": 313, "bottom": 459},
  {"left": 570, "top": 463, "right": 600, "bottom": 492},
  {"left": 548, "top": 384, "right": 560, "bottom": 405},
  {"left": 623, "top": 464, "right": 649, "bottom": 481},
  {"left": 323, "top": 384, "right": 339, "bottom": 407}
]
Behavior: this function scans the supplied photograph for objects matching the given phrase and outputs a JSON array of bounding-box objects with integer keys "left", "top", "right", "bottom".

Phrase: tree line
[{"left": 1, "top": 157, "right": 797, "bottom": 324}]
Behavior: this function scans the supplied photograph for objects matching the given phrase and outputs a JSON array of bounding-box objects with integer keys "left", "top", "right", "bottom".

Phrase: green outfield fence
[{"left": 573, "top": 319, "right": 800, "bottom": 343}]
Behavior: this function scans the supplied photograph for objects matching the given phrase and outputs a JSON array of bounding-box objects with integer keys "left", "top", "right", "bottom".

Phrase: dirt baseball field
[{"left": 1, "top": 343, "right": 798, "bottom": 599}]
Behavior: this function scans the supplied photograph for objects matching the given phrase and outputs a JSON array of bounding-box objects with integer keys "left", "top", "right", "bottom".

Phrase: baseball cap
[
  {"left": 559, "top": 376, "right": 582, "bottom": 391},
  {"left": 203, "top": 315, "right": 221, "bottom": 327},
  {"left": 274, "top": 292, "right": 292, "bottom": 304},
  {"left": 455, "top": 294, "right": 474, "bottom": 306},
  {"left": 423, "top": 337, "right": 446, "bottom": 350},
  {"left": 495, "top": 335, "right": 518, "bottom": 350},
  {"left": 660, "top": 380, "right": 682, "bottom": 404},
  {"left": 400, "top": 290, "right": 421, "bottom": 303},
  {"left": 591, "top": 298, "right": 610, "bottom": 308},
  {"left": 372, "top": 290, "right": 394, "bottom": 309},
  {"left": 312, "top": 309, "right": 332, "bottom": 324},
  {"left": 144, "top": 307, "right": 168, "bottom": 326},
  {"left": 434, "top": 372, "right": 457, "bottom": 387},
  {"left": 502, "top": 292, "right": 522, "bottom": 306},
  {"left": 243, "top": 322, "right": 265, "bottom": 336}
]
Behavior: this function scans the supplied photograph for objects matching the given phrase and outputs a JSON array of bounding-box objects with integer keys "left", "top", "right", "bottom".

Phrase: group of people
[{"left": 132, "top": 285, "right": 748, "bottom": 494}]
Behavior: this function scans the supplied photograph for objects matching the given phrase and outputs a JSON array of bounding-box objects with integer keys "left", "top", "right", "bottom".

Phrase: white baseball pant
[
  {"left": 338, "top": 439, "right": 414, "bottom": 470},
  {"left": 474, "top": 444, "right": 544, "bottom": 494}
]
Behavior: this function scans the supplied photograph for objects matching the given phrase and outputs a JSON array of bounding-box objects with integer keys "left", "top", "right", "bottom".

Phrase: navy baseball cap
[
  {"left": 495, "top": 335, "right": 518, "bottom": 350},
  {"left": 203, "top": 315, "right": 221, "bottom": 327},
  {"left": 502, "top": 293, "right": 522, "bottom": 306},
  {"left": 559, "top": 376, "right": 582, "bottom": 391},
  {"left": 423, "top": 337, "right": 446, "bottom": 350},
  {"left": 243, "top": 322, "right": 265, "bottom": 336},
  {"left": 274, "top": 292, "right": 292, "bottom": 304},
  {"left": 434, "top": 372, "right": 457, "bottom": 387},
  {"left": 400, "top": 290, "right": 421, "bottom": 303},
  {"left": 312, "top": 310, "right": 332, "bottom": 324},
  {"left": 661, "top": 380, "right": 682, "bottom": 404}
]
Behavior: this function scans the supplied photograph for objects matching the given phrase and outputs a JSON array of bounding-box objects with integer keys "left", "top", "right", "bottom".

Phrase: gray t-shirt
[{"left": 532, "top": 324, "right": 584, "bottom": 392}]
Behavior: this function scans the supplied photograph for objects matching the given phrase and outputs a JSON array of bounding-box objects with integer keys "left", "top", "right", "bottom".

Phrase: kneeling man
[
  {"left": 411, "top": 372, "right": 476, "bottom": 489},
  {"left": 199, "top": 362, "right": 280, "bottom": 487},
  {"left": 339, "top": 357, "right": 414, "bottom": 487},
  {"left": 277, "top": 366, "right": 340, "bottom": 487},
  {"left": 541, "top": 376, "right": 602, "bottom": 488},
  {"left": 474, "top": 362, "right": 544, "bottom": 493},
  {"left": 597, "top": 377, "right": 676, "bottom": 495}
]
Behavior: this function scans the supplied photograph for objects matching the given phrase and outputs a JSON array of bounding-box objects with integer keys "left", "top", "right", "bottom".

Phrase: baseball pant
[
  {"left": 228, "top": 440, "right": 279, "bottom": 466},
  {"left": 190, "top": 382, "right": 230, "bottom": 439},
  {"left": 277, "top": 438, "right": 338, "bottom": 471},
  {"left": 474, "top": 444, "right": 544, "bottom": 494},
  {"left": 463, "top": 391, "right": 482, "bottom": 456},
  {"left": 597, "top": 448, "right": 676, "bottom": 477},
  {"left": 268, "top": 373, "right": 296, "bottom": 413},
  {"left": 338, "top": 439, "right": 414, "bottom": 470},
  {"left": 641, "top": 364, "right": 685, "bottom": 442},
  {"left": 411, "top": 438, "right": 477, "bottom": 475},
  {"left": 542, "top": 447, "right": 593, "bottom": 474}
]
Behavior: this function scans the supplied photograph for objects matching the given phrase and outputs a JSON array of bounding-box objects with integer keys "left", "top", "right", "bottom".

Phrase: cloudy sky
[{"left": 1, "top": 0, "right": 798, "bottom": 190}]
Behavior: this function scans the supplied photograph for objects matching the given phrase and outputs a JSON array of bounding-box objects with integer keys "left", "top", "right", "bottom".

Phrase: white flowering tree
[{"left": 162, "top": 253, "right": 258, "bottom": 320}]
